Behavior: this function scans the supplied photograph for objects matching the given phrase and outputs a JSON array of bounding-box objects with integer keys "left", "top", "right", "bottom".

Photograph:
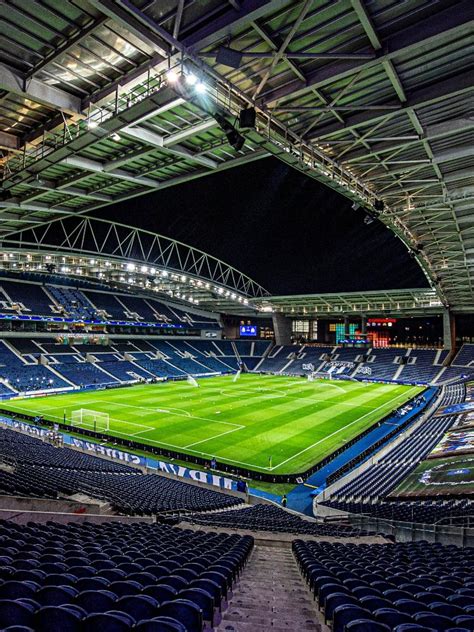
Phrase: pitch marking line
[
  {"left": 184, "top": 424, "right": 245, "bottom": 449},
  {"left": 110, "top": 400, "right": 242, "bottom": 428},
  {"left": 267, "top": 386, "right": 421, "bottom": 471}
]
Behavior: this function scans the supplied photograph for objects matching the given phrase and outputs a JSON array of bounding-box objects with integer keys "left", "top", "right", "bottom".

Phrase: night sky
[{"left": 100, "top": 157, "right": 428, "bottom": 295}]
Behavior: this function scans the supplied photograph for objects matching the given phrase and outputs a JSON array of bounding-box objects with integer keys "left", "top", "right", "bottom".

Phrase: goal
[{"left": 70, "top": 409, "right": 110, "bottom": 432}]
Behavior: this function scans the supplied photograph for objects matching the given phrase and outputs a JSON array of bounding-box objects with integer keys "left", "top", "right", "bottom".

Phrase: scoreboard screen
[{"left": 240, "top": 325, "right": 257, "bottom": 337}]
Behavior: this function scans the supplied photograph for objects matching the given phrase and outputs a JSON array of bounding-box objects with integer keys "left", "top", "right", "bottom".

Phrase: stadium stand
[
  {"left": 0, "top": 426, "right": 242, "bottom": 513},
  {"left": 47, "top": 285, "right": 98, "bottom": 320},
  {"left": 0, "top": 518, "right": 253, "bottom": 631},
  {"left": 188, "top": 504, "right": 370, "bottom": 538},
  {"left": 0, "top": 277, "right": 219, "bottom": 331},
  {"left": 50, "top": 356, "right": 118, "bottom": 387},
  {"left": 0, "top": 280, "right": 53, "bottom": 315},
  {"left": 94, "top": 359, "right": 154, "bottom": 382},
  {"left": 294, "top": 539, "right": 474, "bottom": 631},
  {"left": 257, "top": 345, "right": 302, "bottom": 373},
  {"left": 0, "top": 341, "right": 68, "bottom": 393},
  {"left": 321, "top": 384, "right": 473, "bottom": 523}
]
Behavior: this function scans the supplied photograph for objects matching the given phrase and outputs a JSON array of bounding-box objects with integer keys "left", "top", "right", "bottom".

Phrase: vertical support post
[
  {"left": 443, "top": 308, "right": 455, "bottom": 350},
  {"left": 344, "top": 314, "right": 350, "bottom": 339},
  {"left": 272, "top": 313, "right": 292, "bottom": 346}
]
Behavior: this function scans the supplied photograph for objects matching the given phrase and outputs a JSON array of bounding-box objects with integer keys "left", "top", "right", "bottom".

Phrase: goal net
[{"left": 70, "top": 409, "right": 110, "bottom": 432}]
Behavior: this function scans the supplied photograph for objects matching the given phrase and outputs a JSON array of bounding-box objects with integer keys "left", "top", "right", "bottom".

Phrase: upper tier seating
[
  {"left": 0, "top": 276, "right": 220, "bottom": 331},
  {"left": 189, "top": 504, "right": 369, "bottom": 538},
  {"left": 0, "top": 280, "right": 52, "bottom": 315},
  {"left": 0, "top": 427, "right": 242, "bottom": 514},
  {"left": 452, "top": 343, "right": 474, "bottom": 367},
  {"left": 83, "top": 291, "right": 128, "bottom": 320},
  {"left": 118, "top": 295, "right": 160, "bottom": 321},
  {"left": 294, "top": 539, "right": 474, "bottom": 631},
  {"left": 0, "top": 518, "right": 253, "bottom": 631},
  {"left": 47, "top": 286, "right": 98, "bottom": 320}
]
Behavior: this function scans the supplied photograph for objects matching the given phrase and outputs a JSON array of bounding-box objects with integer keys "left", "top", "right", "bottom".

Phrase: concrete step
[{"left": 216, "top": 543, "right": 321, "bottom": 632}]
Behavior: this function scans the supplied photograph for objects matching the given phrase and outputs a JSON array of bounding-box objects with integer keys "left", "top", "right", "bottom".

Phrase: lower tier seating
[
  {"left": 321, "top": 384, "right": 471, "bottom": 524},
  {"left": 189, "top": 504, "right": 370, "bottom": 538},
  {"left": 0, "top": 427, "right": 242, "bottom": 514},
  {"left": 0, "top": 518, "right": 253, "bottom": 631},
  {"left": 294, "top": 539, "right": 474, "bottom": 631}
]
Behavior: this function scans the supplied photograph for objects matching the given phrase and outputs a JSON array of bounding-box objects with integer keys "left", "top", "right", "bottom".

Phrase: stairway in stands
[{"left": 217, "top": 542, "right": 321, "bottom": 631}]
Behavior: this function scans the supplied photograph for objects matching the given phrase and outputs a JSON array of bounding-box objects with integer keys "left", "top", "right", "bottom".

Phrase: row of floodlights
[{"left": 1, "top": 253, "right": 249, "bottom": 306}]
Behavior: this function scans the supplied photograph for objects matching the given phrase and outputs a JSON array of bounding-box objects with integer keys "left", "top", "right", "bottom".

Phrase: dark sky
[{"left": 100, "top": 157, "right": 428, "bottom": 295}]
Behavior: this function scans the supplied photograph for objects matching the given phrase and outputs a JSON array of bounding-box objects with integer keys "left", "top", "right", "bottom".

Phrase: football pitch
[{"left": 1, "top": 374, "right": 422, "bottom": 474}]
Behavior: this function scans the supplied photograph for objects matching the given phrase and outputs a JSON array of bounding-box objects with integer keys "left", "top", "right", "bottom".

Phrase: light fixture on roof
[
  {"left": 87, "top": 119, "right": 98, "bottom": 129},
  {"left": 195, "top": 81, "right": 207, "bottom": 94},
  {"left": 166, "top": 69, "right": 179, "bottom": 83},
  {"left": 185, "top": 73, "right": 197, "bottom": 86},
  {"left": 111, "top": 132, "right": 121, "bottom": 141}
]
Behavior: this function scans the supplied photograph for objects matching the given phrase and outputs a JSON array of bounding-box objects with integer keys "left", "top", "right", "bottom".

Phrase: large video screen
[{"left": 240, "top": 324, "right": 257, "bottom": 337}]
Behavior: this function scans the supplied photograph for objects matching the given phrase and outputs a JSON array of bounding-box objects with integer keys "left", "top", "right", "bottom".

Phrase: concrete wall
[
  {"left": 0, "top": 495, "right": 101, "bottom": 514},
  {"left": 0, "top": 508, "right": 155, "bottom": 526}
]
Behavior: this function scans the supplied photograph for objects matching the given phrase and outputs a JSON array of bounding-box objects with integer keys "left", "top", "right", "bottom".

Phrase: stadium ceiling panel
[{"left": 0, "top": 0, "right": 472, "bottom": 313}]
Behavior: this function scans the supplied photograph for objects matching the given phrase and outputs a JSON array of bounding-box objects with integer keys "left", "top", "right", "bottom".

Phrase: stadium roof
[
  {"left": 0, "top": 0, "right": 472, "bottom": 313},
  {"left": 256, "top": 288, "right": 445, "bottom": 318}
]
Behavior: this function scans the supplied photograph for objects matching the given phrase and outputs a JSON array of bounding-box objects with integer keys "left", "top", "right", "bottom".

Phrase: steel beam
[
  {"left": 121, "top": 125, "right": 218, "bottom": 168},
  {"left": 258, "top": 1, "right": 474, "bottom": 106},
  {"left": 307, "top": 71, "right": 473, "bottom": 140},
  {"left": 0, "top": 131, "right": 19, "bottom": 151},
  {"left": 0, "top": 63, "right": 82, "bottom": 115}
]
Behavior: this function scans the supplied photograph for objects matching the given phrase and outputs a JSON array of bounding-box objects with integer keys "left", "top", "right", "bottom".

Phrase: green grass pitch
[{"left": 1, "top": 374, "right": 422, "bottom": 474}]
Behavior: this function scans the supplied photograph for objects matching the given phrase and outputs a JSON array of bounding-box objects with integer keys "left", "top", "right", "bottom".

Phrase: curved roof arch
[{"left": 0, "top": 215, "right": 269, "bottom": 314}]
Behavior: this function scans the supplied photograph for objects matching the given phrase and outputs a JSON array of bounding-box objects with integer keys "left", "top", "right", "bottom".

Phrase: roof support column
[
  {"left": 443, "top": 308, "right": 455, "bottom": 351},
  {"left": 272, "top": 313, "right": 292, "bottom": 346},
  {"left": 344, "top": 314, "right": 351, "bottom": 339}
]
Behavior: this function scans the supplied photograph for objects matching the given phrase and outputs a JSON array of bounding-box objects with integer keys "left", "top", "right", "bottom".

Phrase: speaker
[
  {"left": 239, "top": 107, "right": 256, "bottom": 129},
  {"left": 216, "top": 46, "right": 243, "bottom": 69}
]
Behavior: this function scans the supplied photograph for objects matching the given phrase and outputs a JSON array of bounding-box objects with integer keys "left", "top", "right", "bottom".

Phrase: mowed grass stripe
[{"left": 1, "top": 375, "right": 423, "bottom": 474}]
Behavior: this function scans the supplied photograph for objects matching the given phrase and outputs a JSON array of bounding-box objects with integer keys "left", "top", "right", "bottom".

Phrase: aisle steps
[{"left": 216, "top": 542, "right": 321, "bottom": 631}]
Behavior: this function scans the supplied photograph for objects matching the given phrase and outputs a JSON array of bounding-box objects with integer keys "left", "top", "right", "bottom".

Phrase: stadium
[{"left": 0, "top": 1, "right": 472, "bottom": 631}]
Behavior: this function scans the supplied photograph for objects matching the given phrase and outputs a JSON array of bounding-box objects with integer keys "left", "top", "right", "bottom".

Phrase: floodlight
[
  {"left": 186, "top": 73, "right": 197, "bottom": 86},
  {"left": 87, "top": 119, "right": 98, "bottom": 129},
  {"left": 126, "top": 263, "right": 135, "bottom": 271},
  {"left": 195, "top": 81, "right": 206, "bottom": 94},
  {"left": 111, "top": 132, "right": 120, "bottom": 141},
  {"left": 166, "top": 69, "right": 179, "bottom": 83}
]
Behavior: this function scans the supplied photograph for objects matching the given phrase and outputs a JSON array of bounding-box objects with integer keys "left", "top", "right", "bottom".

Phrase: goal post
[{"left": 70, "top": 409, "right": 110, "bottom": 432}]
